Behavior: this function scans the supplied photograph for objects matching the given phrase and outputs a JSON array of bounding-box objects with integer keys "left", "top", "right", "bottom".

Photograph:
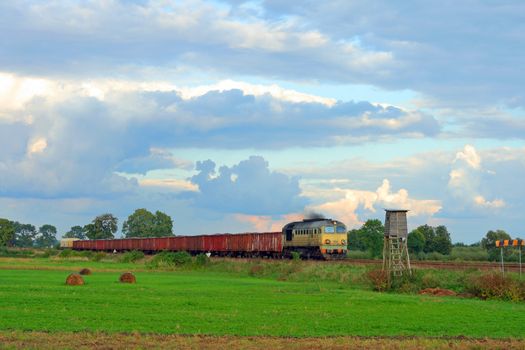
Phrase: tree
[
  {"left": 12, "top": 222, "right": 37, "bottom": 247},
  {"left": 407, "top": 229, "right": 426, "bottom": 254},
  {"left": 152, "top": 211, "right": 173, "bottom": 237},
  {"left": 63, "top": 225, "right": 86, "bottom": 239},
  {"left": 122, "top": 209, "right": 173, "bottom": 238},
  {"left": 433, "top": 225, "right": 452, "bottom": 255},
  {"left": 85, "top": 214, "right": 118, "bottom": 240},
  {"left": 360, "top": 219, "right": 384, "bottom": 258},
  {"left": 0, "top": 219, "right": 15, "bottom": 247},
  {"left": 410, "top": 224, "right": 453, "bottom": 255},
  {"left": 347, "top": 219, "right": 384, "bottom": 258},
  {"left": 35, "top": 224, "right": 58, "bottom": 248},
  {"left": 481, "top": 229, "right": 512, "bottom": 261},
  {"left": 122, "top": 209, "right": 156, "bottom": 238},
  {"left": 412, "top": 225, "right": 436, "bottom": 253},
  {"left": 347, "top": 229, "right": 366, "bottom": 251}
]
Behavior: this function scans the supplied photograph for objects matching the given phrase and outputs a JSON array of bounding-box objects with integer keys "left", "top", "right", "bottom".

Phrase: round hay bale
[
  {"left": 119, "top": 272, "right": 136, "bottom": 284},
  {"left": 79, "top": 268, "right": 92, "bottom": 275},
  {"left": 66, "top": 273, "right": 84, "bottom": 286}
]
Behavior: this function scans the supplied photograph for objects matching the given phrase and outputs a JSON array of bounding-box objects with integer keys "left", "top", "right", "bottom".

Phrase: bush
[
  {"left": 365, "top": 268, "right": 426, "bottom": 293},
  {"left": 79, "top": 250, "right": 94, "bottom": 258},
  {"left": 366, "top": 269, "right": 389, "bottom": 292},
  {"left": 148, "top": 251, "right": 192, "bottom": 268},
  {"left": 120, "top": 250, "right": 145, "bottom": 263},
  {"left": 0, "top": 248, "right": 34, "bottom": 257},
  {"left": 90, "top": 252, "right": 106, "bottom": 262},
  {"left": 421, "top": 272, "right": 441, "bottom": 289},
  {"left": 466, "top": 272, "right": 525, "bottom": 302},
  {"left": 59, "top": 249, "right": 74, "bottom": 258},
  {"left": 390, "top": 271, "right": 423, "bottom": 294},
  {"left": 172, "top": 251, "right": 192, "bottom": 265},
  {"left": 195, "top": 253, "right": 210, "bottom": 266}
]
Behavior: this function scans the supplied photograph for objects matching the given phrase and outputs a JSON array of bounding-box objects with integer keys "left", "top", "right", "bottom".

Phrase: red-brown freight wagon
[{"left": 72, "top": 232, "right": 283, "bottom": 257}]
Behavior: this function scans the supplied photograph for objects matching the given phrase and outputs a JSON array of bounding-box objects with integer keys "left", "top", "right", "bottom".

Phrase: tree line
[
  {"left": 0, "top": 219, "right": 58, "bottom": 248},
  {"left": 347, "top": 219, "right": 520, "bottom": 261},
  {"left": 0, "top": 208, "right": 174, "bottom": 247}
]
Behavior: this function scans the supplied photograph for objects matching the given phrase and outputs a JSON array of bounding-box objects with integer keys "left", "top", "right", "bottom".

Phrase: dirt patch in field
[
  {"left": 119, "top": 272, "right": 136, "bottom": 283},
  {"left": 0, "top": 332, "right": 524, "bottom": 350},
  {"left": 65, "top": 273, "right": 84, "bottom": 286},
  {"left": 79, "top": 268, "right": 92, "bottom": 275},
  {"left": 419, "top": 288, "right": 456, "bottom": 297}
]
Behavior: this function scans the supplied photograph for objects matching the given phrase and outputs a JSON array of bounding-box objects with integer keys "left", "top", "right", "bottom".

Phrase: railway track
[
  {"left": 339, "top": 258, "right": 523, "bottom": 272},
  {"left": 215, "top": 256, "right": 523, "bottom": 272}
]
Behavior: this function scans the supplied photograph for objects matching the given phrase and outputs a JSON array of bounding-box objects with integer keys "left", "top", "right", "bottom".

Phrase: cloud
[
  {"left": 115, "top": 148, "right": 193, "bottom": 175},
  {"left": 234, "top": 213, "right": 304, "bottom": 232},
  {"left": 0, "top": 72, "right": 440, "bottom": 199},
  {"left": 454, "top": 144, "right": 481, "bottom": 169},
  {"left": 27, "top": 137, "right": 47, "bottom": 155},
  {"left": 254, "top": 1, "right": 525, "bottom": 108},
  {"left": 460, "top": 115, "right": 525, "bottom": 140},
  {"left": 473, "top": 195, "right": 505, "bottom": 209},
  {"left": 0, "top": 1, "right": 392, "bottom": 84},
  {"left": 138, "top": 178, "right": 198, "bottom": 192},
  {"left": 185, "top": 156, "right": 308, "bottom": 215},
  {"left": 308, "top": 179, "right": 441, "bottom": 228},
  {"left": 177, "top": 80, "right": 336, "bottom": 106},
  {"left": 447, "top": 144, "right": 505, "bottom": 209},
  {"left": 2, "top": 1, "right": 521, "bottom": 109}
]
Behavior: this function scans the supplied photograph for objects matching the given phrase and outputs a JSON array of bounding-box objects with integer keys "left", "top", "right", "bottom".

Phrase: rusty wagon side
[{"left": 71, "top": 232, "right": 283, "bottom": 257}]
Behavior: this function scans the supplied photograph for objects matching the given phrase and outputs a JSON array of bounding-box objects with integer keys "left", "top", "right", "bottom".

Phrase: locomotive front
[{"left": 319, "top": 219, "right": 347, "bottom": 259}]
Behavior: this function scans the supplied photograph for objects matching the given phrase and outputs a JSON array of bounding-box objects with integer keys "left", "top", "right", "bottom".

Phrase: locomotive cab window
[
  {"left": 336, "top": 226, "right": 346, "bottom": 233},
  {"left": 324, "top": 226, "right": 335, "bottom": 233}
]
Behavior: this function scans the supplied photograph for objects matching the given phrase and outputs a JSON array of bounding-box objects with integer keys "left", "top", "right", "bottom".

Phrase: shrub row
[
  {"left": 365, "top": 268, "right": 525, "bottom": 301},
  {"left": 466, "top": 272, "right": 525, "bottom": 302},
  {"left": 120, "top": 250, "right": 145, "bottom": 263},
  {"left": 146, "top": 251, "right": 210, "bottom": 268}
]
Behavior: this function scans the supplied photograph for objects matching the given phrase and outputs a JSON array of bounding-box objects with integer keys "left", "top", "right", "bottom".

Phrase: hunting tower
[{"left": 382, "top": 209, "right": 412, "bottom": 278}]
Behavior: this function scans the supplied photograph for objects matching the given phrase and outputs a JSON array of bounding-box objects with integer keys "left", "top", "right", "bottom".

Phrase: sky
[{"left": 1, "top": 0, "right": 524, "bottom": 243}]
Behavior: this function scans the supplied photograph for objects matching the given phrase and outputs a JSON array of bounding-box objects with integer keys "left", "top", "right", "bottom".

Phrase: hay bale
[
  {"left": 66, "top": 273, "right": 84, "bottom": 286},
  {"left": 79, "top": 268, "right": 92, "bottom": 275},
  {"left": 119, "top": 272, "right": 136, "bottom": 284},
  {"left": 419, "top": 288, "right": 456, "bottom": 297}
]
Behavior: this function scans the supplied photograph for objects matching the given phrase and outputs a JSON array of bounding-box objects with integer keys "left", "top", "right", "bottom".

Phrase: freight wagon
[{"left": 72, "top": 232, "right": 283, "bottom": 258}]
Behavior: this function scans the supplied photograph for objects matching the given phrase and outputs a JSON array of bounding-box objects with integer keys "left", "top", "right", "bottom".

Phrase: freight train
[{"left": 62, "top": 218, "right": 348, "bottom": 260}]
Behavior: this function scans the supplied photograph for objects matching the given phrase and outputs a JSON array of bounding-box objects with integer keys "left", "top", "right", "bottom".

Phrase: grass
[{"left": 0, "top": 264, "right": 524, "bottom": 338}]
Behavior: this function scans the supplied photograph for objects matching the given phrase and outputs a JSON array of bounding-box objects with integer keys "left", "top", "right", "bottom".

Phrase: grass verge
[{"left": 1, "top": 332, "right": 525, "bottom": 350}]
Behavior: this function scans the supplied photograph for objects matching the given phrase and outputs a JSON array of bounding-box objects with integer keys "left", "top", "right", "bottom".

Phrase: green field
[{"left": 0, "top": 258, "right": 524, "bottom": 339}]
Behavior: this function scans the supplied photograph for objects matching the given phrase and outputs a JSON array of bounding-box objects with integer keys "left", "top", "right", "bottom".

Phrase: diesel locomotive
[{"left": 282, "top": 218, "right": 347, "bottom": 259}]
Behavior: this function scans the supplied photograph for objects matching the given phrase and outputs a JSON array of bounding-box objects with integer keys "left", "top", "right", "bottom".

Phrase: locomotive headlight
[
  {"left": 325, "top": 239, "right": 331, "bottom": 244},
  {"left": 341, "top": 239, "right": 346, "bottom": 245}
]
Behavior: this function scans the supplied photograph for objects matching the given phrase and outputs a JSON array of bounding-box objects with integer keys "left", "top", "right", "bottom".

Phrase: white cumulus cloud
[
  {"left": 308, "top": 179, "right": 441, "bottom": 228},
  {"left": 448, "top": 144, "right": 505, "bottom": 209}
]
